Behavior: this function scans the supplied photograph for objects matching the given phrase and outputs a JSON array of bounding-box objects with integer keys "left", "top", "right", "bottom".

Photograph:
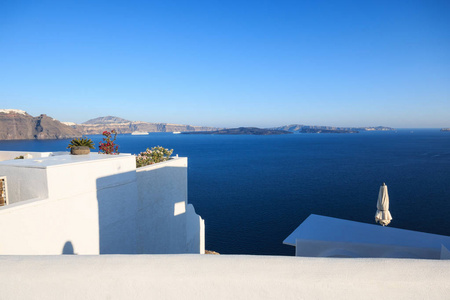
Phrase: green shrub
[{"left": 136, "top": 146, "right": 173, "bottom": 168}]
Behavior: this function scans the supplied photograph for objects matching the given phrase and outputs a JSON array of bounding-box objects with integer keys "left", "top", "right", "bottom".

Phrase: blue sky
[{"left": 0, "top": 0, "right": 449, "bottom": 128}]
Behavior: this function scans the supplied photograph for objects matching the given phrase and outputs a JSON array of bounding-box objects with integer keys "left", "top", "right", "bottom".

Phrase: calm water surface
[{"left": 1, "top": 129, "right": 449, "bottom": 255}]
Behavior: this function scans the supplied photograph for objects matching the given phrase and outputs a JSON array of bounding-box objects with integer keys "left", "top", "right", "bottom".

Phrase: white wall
[
  {"left": 136, "top": 158, "right": 205, "bottom": 254},
  {"left": 0, "top": 151, "right": 73, "bottom": 204},
  {"left": 1, "top": 255, "right": 449, "bottom": 300},
  {"left": 0, "top": 153, "right": 204, "bottom": 255},
  {"left": 0, "top": 194, "right": 100, "bottom": 254},
  {"left": 0, "top": 165, "right": 49, "bottom": 204},
  {"left": 295, "top": 239, "right": 442, "bottom": 259},
  {"left": 285, "top": 214, "right": 450, "bottom": 259},
  {"left": 0, "top": 154, "right": 138, "bottom": 254}
]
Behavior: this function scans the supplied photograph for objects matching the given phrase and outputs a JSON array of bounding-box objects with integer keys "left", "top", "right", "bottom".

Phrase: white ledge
[
  {"left": 0, "top": 153, "right": 132, "bottom": 169},
  {"left": 1, "top": 255, "right": 449, "bottom": 299}
]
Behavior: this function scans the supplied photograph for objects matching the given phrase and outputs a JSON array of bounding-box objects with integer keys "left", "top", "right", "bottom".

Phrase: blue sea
[{"left": 1, "top": 129, "right": 449, "bottom": 255}]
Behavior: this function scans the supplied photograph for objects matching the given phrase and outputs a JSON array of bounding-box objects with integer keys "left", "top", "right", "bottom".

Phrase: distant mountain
[
  {"left": 0, "top": 109, "right": 81, "bottom": 140},
  {"left": 273, "top": 124, "right": 394, "bottom": 133},
  {"left": 70, "top": 116, "right": 218, "bottom": 134},
  {"left": 83, "top": 116, "right": 131, "bottom": 124},
  {"left": 182, "top": 127, "right": 293, "bottom": 135}
]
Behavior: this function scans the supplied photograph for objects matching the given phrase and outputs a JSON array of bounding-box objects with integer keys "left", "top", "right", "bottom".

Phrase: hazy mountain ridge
[
  {"left": 182, "top": 127, "right": 293, "bottom": 135},
  {"left": 71, "top": 116, "right": 219, "bottom": 134},
  {"left": 273, "top": 124, "right": 395, "bottom": 133},
  {"left": 0, "top": 110, "right": 81, "bottom": 140},
  {"left": 82, "top": 116, "right": 131, "bottom": 124},
  {"left": 0, "top": 110, "right": 397, "bottom": 140}
]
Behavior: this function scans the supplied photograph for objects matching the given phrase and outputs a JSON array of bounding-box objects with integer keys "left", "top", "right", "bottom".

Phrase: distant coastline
[
  {"left": 299, "top": 128, "right": 358, "bottom": 134},
  {"left": 182, "top": 125, "right": 397, "bottom": 135},
  {"left": 1, "top": 109, "right": 399, "bottom": 140},
  {"left": 441, "top": 128, "right": 450, "bottom": 132},
  {"left": 272, "top": 125, "right": 395, "bottom": 134},
  {"left": 182, "top": 127, "right": 292, "bottom": 135}
]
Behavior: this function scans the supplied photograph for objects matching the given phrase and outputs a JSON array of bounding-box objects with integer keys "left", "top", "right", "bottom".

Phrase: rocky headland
[{"left": 0, "top": 109, "right": 81, "bottom": 140}]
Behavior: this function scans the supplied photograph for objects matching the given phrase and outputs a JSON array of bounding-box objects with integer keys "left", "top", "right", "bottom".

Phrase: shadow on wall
[
  {"left": 134, "top": 164, "right": 198, "bottom": 254},
  {"left": 95, "top": 162, "right": 202, "bottom": 254},
  {"left": 62, "top": 241, "right": 76, "bottom": 255},
  {"left": 96, "top": 170, "right": 139, "bottom": 254}
]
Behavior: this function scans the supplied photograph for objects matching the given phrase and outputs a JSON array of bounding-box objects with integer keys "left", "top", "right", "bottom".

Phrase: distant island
[
  {"left": 441, "top": 128, "right": 450, "bottom": 132},
  {"left": 273, "top": 124, "right": 394, "bottom": 133},
  {"left": 182, "top": 127, "right": 293, "bottom": 135},
  {"left": 299, "top": 128, "right": 359, "bottom": 133},
  {"left": 182, "top": 125, "right": 395, "bottom": 135}
]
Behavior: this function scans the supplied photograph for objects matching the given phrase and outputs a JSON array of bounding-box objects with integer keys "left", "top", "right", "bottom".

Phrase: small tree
[{"left": 99, "top": 130, "right": 119, "bottom": 154}]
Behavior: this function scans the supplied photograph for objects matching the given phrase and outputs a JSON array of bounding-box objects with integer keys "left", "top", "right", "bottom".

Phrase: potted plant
[{"left": 67, "top": 137, "right": 95, "bottom": 155}]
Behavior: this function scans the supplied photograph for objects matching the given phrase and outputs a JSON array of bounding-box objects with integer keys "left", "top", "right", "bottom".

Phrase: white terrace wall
[
  {"left": 0, "top": 154, "right": 138, "bottom": 254},
  {"left": 0, "top": 164, "right": 49, "bottom": 204},
  {"left": 0, "top": 151, "right": 70, "bottom": 204},
  {"left": 136, "top": 158, "right": 205, "bottom": 254},
  {"left": 285, "top": 214, "right": 450, "bottom": 259},
  {"left": 0, "top": 154, "right": 204, "bottom": 255},
  {"left": 295, "top": 239, "right": 443, "bottom": 259}
]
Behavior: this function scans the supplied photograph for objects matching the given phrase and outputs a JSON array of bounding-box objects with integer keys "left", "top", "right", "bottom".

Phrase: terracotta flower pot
[{"left": 70, "top": 146, "right": 91, "bottom": 155}]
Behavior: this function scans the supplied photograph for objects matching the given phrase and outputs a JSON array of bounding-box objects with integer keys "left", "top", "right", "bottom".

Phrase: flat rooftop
[
  {"left": 0, "top": 153, "right": 132, "bottom": 169},
  {"left": 284, "top": 214, "right": 450, "bottom": 250}
]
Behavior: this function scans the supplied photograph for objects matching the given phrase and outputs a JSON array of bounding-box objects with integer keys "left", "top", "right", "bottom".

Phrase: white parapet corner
[{"left": 441, "top": 244, "right": 450, "bottom": 260}]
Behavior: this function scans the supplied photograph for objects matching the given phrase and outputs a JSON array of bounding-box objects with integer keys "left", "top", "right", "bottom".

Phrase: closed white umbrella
[{"left": 375, "top": 183, "right": 392, "bottom": 226}]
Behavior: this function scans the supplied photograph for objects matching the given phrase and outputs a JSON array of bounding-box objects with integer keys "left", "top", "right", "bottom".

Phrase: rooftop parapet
[
  {"left": 0, "top": 151, "right": 204, "bottom": 255},
  {"left": 0, "top": 152, "right": 135, "bottom": 204}
]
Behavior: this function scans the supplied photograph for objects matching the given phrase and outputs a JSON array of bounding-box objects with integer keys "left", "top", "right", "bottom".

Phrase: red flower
[{"left": 98, "top": 129, "right": 119, "bottom": 155}]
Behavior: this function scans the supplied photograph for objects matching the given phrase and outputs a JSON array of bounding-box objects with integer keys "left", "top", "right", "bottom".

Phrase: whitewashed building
[
  {"left": 0, "top": 151, "right": 205, "bottom": 255},
  {"left": 284, "top": 214, "right": 450, "bottom": 259},
  {"left": 1, "top": 151, "right": 450, "bottom": 299}
]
